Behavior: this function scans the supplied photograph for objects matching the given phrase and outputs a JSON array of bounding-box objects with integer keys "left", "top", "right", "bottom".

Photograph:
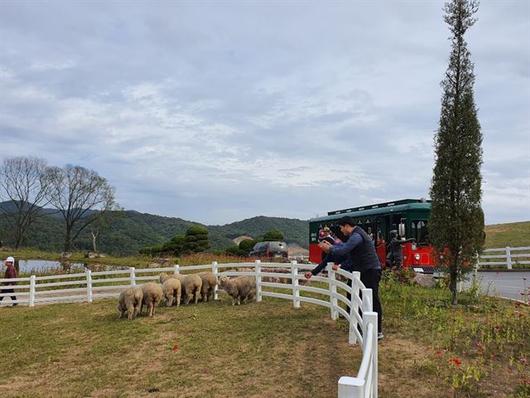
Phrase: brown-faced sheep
[
  {"left": 198, "top": 272, "right": 218, "bottom": 302},
  {"left": 117, "top": 286, "right": 143, "bottom": 320},
  {"left": 140, "top": 282, "right": 163, "bottom": 317},
  {"left": 162, "top": 277, "right": 182, "bottom": 307},
  {"left": 219, "top": 276, "right": 256, "bottom": 305}
]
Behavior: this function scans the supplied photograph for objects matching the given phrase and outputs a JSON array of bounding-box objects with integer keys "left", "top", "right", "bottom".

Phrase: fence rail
[
  {"left": 0, "top": 260, "right": 378, "bottom": 398},
  {"left": 478, "top": 246, "right": 530, "bottom": 269}
]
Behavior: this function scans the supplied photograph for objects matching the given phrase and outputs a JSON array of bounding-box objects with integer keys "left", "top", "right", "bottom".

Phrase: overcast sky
[{"left": 0, "top": 1, "right": 528, "bottom": 225}]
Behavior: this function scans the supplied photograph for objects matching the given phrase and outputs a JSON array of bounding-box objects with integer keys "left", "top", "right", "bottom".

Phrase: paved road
[{"left": 467, "top": 271, "right": 530, "bottom": 302}]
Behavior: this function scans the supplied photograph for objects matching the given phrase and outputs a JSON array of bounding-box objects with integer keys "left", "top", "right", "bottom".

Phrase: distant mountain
[
  {"left": 2, "top": 200, "right": 529, "bottom": 255},
  {"left": 0, "top": 201, "right": 309, "bottom": 255}
]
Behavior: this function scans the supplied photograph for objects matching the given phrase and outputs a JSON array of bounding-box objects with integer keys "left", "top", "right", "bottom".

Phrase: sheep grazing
[
  {"left": 159, "top": 272, "right": 172, "bottom": 284},
  {"left": 198, "top": 272, "right": 218, "bottom": 302},
  {"left": 117, "top": 286, "right": 143, "bottom": 320},
  {"left": 159, "top": 273, "right": 203, "bottom": 305},
  {"left": 162, "top": 277, "right": 182, "bottom": 307},
  {"left": 140, "top": 282, "right": 163, "bottom": 317},
  {"left": 177, "top": 274, "right": 203, "bottom": 305},
  {"left": 219, "top": 276, "right": 256, "bottom": 305}
]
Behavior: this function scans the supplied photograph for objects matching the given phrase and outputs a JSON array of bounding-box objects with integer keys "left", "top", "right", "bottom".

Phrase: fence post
[
  {"left": 506, "top": 246, "right": 512, "bottom": 270},
  {"left": 338, "top": 377, "right": 364, "bottom": 398},
  {"left": 255, "top": 260, "right": 262, "bottom": 302},
  {"left": 130, "top": 267, "right": 136, "bottom": 286},
  {"left": 29, "top": 275, "right": 36, "bottom": 307},
  {"left": 86, "top": 269, "right": 93, "bottom": 303},
  {"left": 361, "top": 288, "right": 373, "bottom": 345},
  {"left": 349, "top": 271, "right": 361, "bottom": 345},
  {"left": 174, "top": 263, "right": 180, "bottom": 275},
  {"left": 365, "top": 311, "right": 379, "bottom": 398},
  {"left": 291, "top": 260, "right": 300, "bottom": 308},
  {"left": 212, "top": 261, "right": 219, "bottom": 300},
  {"left": 328, "top": 263, "right": 338, "bottom": 320}
]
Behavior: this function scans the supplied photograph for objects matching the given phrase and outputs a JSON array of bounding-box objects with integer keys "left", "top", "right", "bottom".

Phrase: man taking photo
[{"left": 318, "top": 216, "right": 383, "bottom": 340}]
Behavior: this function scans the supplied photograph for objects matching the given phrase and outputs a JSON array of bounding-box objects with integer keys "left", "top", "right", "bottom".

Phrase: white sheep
[
  {"left": 159, "top": 273, "right": 202, "bottom": 305},
  {"left": 159, "top": 272, "right": 172, "bottom": 284},
  {"left": 198, "top": 272, "right": 218, "bottom": 302},
  {"left": 140, "top": 282, "right": 163, "bottom": 317},
  {"left": 117, "top": 286, "right": 143, "bottom": 320},
  {"left": 177, "top": 274, "right": 203, "bottom": 305},
  {"left": 219, "top": 276, "right": 256, "bottom": 305},
  {"left": 162, "top": 277, "right": 182, "bottom": 307}
]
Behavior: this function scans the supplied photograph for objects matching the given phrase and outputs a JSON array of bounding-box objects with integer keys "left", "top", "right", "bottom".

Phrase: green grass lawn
[
  {"left": 485, "top": 221, "right": 530, "bottom": 249},
  {"left": 0, "top": 295, "right": 359, "bottom": 398},
  {"left": 0, "top": 277, "right": 528, "bottom": 398}
]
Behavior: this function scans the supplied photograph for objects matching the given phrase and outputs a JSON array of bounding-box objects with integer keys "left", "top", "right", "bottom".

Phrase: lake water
[{"left": 15, "top": 260, "right": 86, "bottom": 274}]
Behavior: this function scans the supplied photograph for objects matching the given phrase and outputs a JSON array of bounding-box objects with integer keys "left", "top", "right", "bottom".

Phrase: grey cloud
[{"left": 0, "top": 0, "right": 528, "bottom": 225}]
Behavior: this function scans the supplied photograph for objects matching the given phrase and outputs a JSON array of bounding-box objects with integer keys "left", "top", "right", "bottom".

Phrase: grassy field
[
  {"left": 0, "top": 276, "right": 528, "bottom": 398},
  {"left": 485, "top": 221, "right": 530, "bottom": 249}
]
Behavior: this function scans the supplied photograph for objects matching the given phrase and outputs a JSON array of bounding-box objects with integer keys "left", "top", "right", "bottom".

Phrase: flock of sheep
[{"left": 117, "top": 271, "right": 256, "bottom": 320}]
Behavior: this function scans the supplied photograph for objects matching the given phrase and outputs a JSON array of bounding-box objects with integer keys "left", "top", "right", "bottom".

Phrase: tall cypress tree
[{"left": 430, "top": 0, "right": 484, "bottom": 305}]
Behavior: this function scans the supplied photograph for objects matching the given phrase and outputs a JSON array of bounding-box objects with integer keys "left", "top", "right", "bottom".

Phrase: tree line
[
  {"left": 0, "top": 157, "right": 115, "bottom": 252},
  {"left": 140, "top": 227, "right": 286, "bottom": 257}
]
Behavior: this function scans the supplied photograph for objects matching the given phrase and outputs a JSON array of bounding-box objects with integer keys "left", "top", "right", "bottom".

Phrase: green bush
[
  {"left": 262, "top": 229, "right": 284, "bottom": 241},
  {"left": 138, "top": 226, "right": 210, "bottom": 256},
  {"left": 186, "top": 225, "right": 209, "bottom": 236},
  {"left": 239, "top": 239, "right": 257, "bottom": 254},
  {"left": 184, "top": 226, "right": 209, "bottom": 253},
  {"left": 225, "top": 245, "right": 243, "bottom": 256}
]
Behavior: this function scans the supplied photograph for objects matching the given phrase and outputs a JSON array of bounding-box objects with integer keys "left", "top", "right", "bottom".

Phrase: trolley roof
[{"left": 310, "top": 198, "right": 431, "bottom": 223}]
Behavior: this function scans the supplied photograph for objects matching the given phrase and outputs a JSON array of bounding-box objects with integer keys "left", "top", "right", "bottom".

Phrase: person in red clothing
[{"left": 0, "top": 256, "right": 18, "bottom": 306}]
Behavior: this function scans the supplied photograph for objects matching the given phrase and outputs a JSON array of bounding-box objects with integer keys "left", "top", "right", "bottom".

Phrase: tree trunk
[
  {"left": 14, "top": 216, "right": 24, "bottom": 249},
  {"left": 91, "top": 231, "right": 98, "bottom": 253},
  {"left": 64, "top": 227, "right": 72, "bottom": 253},
  {"left": 450, "top": 268, "right": 458, "bottom": 305}
]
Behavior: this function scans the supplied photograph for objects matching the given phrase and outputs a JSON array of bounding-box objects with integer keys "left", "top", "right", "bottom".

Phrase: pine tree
[{"left": 430, "top": 0, "right": 484, "bottom": 305}]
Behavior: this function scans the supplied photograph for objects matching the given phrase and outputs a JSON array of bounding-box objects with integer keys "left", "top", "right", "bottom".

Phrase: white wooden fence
[
  {"left": 478, "top": 246, "right": 530, "bottom": 270},
  {"left": 0, "top": 260, "right": 378, "bottom": 398}
]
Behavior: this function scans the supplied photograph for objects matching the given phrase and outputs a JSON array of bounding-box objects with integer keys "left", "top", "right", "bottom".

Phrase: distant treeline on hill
[{"left": 0, "top": 202, "right": 309, "bottom": 255}]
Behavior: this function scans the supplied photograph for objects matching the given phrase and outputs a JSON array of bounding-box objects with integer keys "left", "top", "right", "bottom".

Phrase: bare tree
[
  {"left": 46, "top": 165, "right": 116, "bottom": 252},
  {"left": 0, "top": 157, "right": 51, "bottom": 248}
]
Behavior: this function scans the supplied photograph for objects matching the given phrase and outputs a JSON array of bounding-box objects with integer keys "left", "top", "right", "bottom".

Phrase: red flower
[{"left": 449, "top": 357, "right": 462, "bottom": 367}]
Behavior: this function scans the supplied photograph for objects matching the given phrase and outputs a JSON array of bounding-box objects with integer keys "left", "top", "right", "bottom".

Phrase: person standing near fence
[
  {"left": 0, "top": 256, "right": 18, "bottom": 306},
  {"left": 319, "top": 217, "right": 383, "bottom": 340}
]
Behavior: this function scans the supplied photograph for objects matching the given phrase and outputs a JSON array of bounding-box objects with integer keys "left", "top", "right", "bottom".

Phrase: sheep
[
  {"left": 159, "top": 273, "right": 202, "bottom": 305},
  {"left": 159, "top": 272, "right": 172, "bottom": 284},
  {"left": 162, "top": 277, "right": 182, "bottom": 307},
  {"left": 117, "top": 286, "right": 143, "bottom": 320},
  {"left": 219, "top": 276, "right": 256, "bottom": 305},
  {"left": 198, "top": 272, "right": 218, "bottom": 302},
  {"left": 177, "top": 274, "right": 202, "bottom": 305},
  {"left": 140, "top": 282, "right": 163, "bottom": 317}
]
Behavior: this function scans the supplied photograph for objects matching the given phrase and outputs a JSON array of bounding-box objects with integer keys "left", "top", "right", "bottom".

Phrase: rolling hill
[
  {"left": 484, "top": 221, "right": 530, "bottom": 248},
  {"left": 1, "top": 201, "right": 528, "bottom": 255},
  {"left": 0, "top": 202, "right": 309, "bottom": 255}
]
